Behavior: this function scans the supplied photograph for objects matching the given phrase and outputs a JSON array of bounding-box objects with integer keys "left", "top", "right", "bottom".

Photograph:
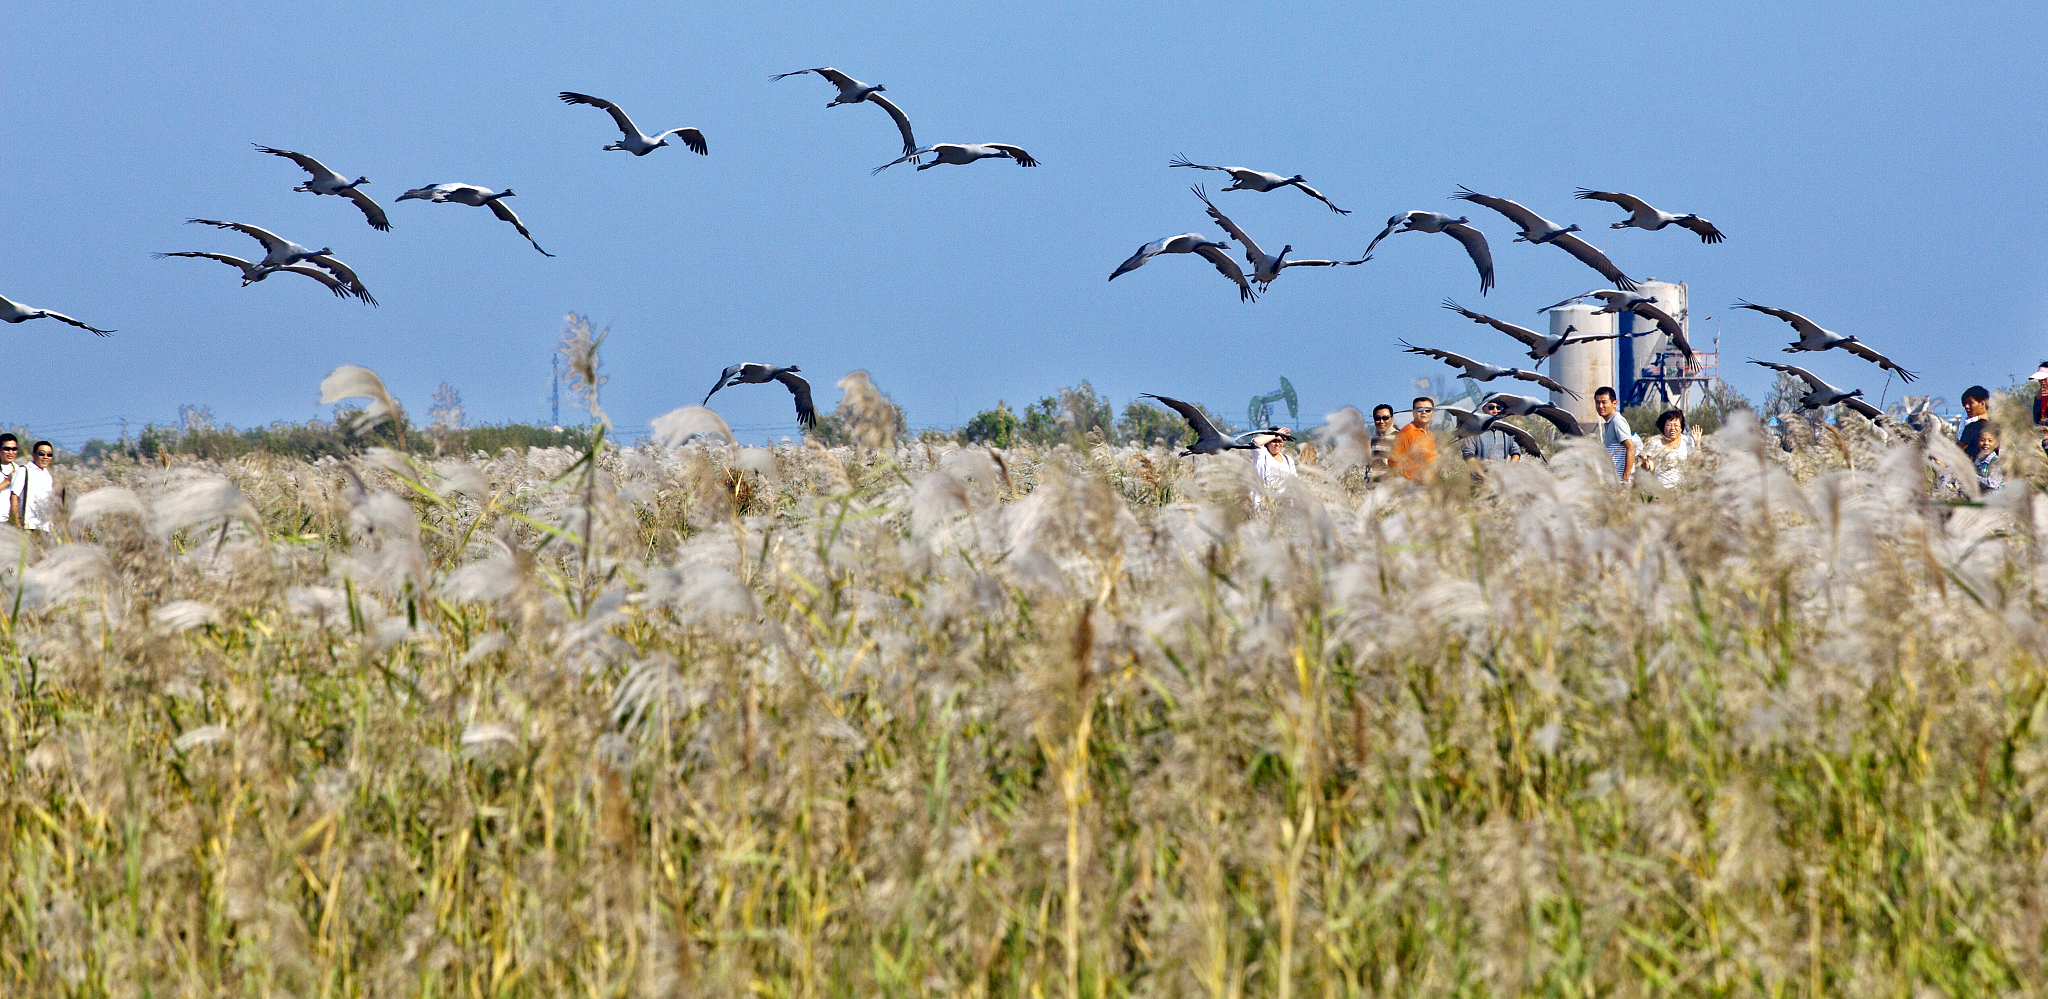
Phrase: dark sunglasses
[
  {"left": 1, "top": 446, "right": 17, "bottom": 453},
  {"left": 32, "top": 451, "right": 52, "bottom": 458}
]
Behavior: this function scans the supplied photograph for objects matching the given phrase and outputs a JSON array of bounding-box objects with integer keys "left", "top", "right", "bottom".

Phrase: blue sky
[{"left": 4, "top": 1, "right": 2045, "bottom": 446}]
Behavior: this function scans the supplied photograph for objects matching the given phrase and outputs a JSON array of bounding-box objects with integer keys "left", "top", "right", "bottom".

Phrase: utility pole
[{"left": 550, "top": 353, "right": 561, "bottom": 428}]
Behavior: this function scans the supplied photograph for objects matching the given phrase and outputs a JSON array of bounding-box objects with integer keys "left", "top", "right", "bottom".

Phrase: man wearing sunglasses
[
  {"left": 10, "top": 440, "right": 56, "bottom": 531},
  {"left": 1391, "top": 396, "right": 1439, "bottom": 483},
  {"left": 1368, "top": 404, "right": 1396, "bottom": 481}
]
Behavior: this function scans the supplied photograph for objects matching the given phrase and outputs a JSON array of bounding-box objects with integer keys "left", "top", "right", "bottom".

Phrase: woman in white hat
[{"left": 1251, "top": 428, "right": 1298, "bottom": 506}]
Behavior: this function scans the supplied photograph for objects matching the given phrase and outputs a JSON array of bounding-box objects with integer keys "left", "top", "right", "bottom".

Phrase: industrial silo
[
  {"left": 1618, "top": 279, "right": 1688, "bottom": 404},
  {"left": 1546, "top": 304, "right": 1615, "bottom": 424}
]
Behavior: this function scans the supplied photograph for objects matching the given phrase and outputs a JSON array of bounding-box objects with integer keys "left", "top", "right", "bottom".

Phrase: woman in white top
[
  {"left": 11, "top": 440, "right": 56, "bottom": 530},
  {"left": 1637, "top": 409, "right": 1699, "bottom": 489},
  {"left": 1251, "top": 431, "right": 1299, "bottom": 509}
]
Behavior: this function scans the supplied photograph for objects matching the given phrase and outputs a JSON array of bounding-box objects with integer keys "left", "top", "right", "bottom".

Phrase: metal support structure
[
  {"left": 1623, "top": 333, "right": 1720, "bottom": 410},
  {"left": 1247, "top": 376, "right": 1298, "bottom": 429}
]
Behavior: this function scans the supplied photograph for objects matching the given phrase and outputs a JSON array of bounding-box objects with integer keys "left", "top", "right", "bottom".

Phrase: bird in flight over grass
[
  {"left": 558, "top": 92, "right": 706, "bottom": 156},
  {"left": 771, "top": 67, "right": 919, "bottom": 158},
  {"left": 1454, "top": 186, "right": 1636, "bottom": 290},
  {"left": 1399, "top": 341, "right": 1581, "bottom": 399},
  {"left": 398, "top": 184, "right": 554, "bottom": 257},
  {"left": 1193, "top": 185, "right": 1368, "bottom": 288},
  {"left": 1733, "top": 300, "right": 1915, "bottom": 382},
  {"left": 1142, "top": 393, "right": 1280, "bottom": 456},
  {"left": 1442, "top": 299, "right": 1627, "bottom": 367},
  {"left": 183, "top": 220, "right": 376, "bottom": 305},
  {"left": 1108, "top": 232, "right": 1257, "bottom": 302},
  {"left": 0, "top": 293, "right": 114, "bottom": 335},
  {"left": 1170, "top": 155, "right": 1350, "bottom": 214},
  {"left": 1366, "top": 212, "right": 1494, "bottom": 294},
  {"left": 1574, "top": 188, "right": 1724, "bottom": 243},
  {"left": 873, "top": 143, "right": 1037, "bottom": 174},
  {"left": 1749, "top": 360, "right": 1889, "bottom": 422},
  {"left": 254, "top": 145, "right": 390, "bottom": 231},
  {"left": 154, "top": 251, "right": 354, "bottom": 298},
  {"left": 703, "top": 363, "right": 816, "bottom": 429}
]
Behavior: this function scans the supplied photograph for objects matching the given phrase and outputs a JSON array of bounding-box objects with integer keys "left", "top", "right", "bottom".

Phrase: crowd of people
[
  {"left": 1349, "top": 386, "right": 1705, "bottom": 489},
  {"left": 1312, "top": 362, "right": 2048, "bottom": 496}
]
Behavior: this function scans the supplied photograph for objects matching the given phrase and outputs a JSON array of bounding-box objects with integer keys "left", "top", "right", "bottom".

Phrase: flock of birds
[{"left": 1, "top": 64, "right": 1921, "bottom": 459}]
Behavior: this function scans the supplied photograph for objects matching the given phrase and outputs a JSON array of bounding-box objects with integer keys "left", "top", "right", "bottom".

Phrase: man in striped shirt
[{"left": 1593, "top": 386, "right": 1637, "bottom": 485}]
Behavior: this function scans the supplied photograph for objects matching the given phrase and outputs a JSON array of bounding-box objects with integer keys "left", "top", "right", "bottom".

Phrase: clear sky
[{"left": 4, "top": 1, "right": 2045, "bottom": 446}]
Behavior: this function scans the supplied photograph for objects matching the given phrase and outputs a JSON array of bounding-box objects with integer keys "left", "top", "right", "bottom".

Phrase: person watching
[
  {"left": 1459, "top": 398, "right": 1523, "bottom": 476},
  {"left": 1391, "top": 397, "right": 1438, "bottom": 483},
  {"left": 1368, "top": 404, "right": 1396, "bottom": 481},
  {"left": 10, "top": 440, "right": 56, "bottom": 531},
  {"left": 1593, "top": 387, "right": 1638, "bottom": 485},
  {"left": 1957, "top": 385, "right": 1990, "bottom": 460},
  {"left": 1251, "top": 430, "right": 1298, "bottom": 506},
  {"left": 1637, "top": 408, "right": 1699, "bottom": 489}
]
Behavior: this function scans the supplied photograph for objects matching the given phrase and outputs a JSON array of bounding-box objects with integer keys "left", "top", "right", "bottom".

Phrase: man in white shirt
[
  {"left": 11, "top": 440, "right": 56, "bottom": 531},
  {"left": 1593, "top": 387, "right": 1638, "bottom": 485}
]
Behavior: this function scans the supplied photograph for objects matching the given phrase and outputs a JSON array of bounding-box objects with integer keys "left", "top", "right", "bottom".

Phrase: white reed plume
[
  {"left": 345, "top": 489, "right": 430, "bottom": 596},
  {"left": 835, "top": 371, "right": 900, "bottom": 449},
  {"left": 319, "top": 364, "right": 404, "bottom": 438},
  {"left": 1317, "top": 405, "right": 1374, "bottom": 472},
  {"left": 21, "top": 546, "right": 113, "bottom": 609},
  {"left": 733, "top": 447, "right": 780, "bottom": 485},
  {"left": 70, "top": 487, "right": 148, "bottom": 528},
  {"left": 172, "top": 724, "right": 231, "bottom": 752},
  {"left": 150, "top": 474, "right": 259, "bottom": 540},
  {"left": 652, "top": 406, "right": 734, "bottom": 447},
  {"left": 559, "top": 313, "right": 610, "bottom": 430},
  {"left": 150, "top": 599, "right": 222, "bottom": 634}
]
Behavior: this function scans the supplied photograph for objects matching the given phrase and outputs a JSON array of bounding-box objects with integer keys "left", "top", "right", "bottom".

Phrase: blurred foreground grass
[{"left": 4, "top": 379, "right": 2047, "bottom": 998}]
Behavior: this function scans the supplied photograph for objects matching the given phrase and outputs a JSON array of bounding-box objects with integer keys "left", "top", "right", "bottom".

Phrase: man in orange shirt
[{"left": 1391, "top": 396, "right": 1438, "bottom": 482}]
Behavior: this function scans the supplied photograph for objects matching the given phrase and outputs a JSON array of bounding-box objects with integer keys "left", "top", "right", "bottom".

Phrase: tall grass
[{"left": 3, "top": 368, "right": 2046, "bottom": 997}]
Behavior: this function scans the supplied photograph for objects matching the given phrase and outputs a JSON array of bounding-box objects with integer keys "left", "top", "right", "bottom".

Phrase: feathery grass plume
[
  {"left": 20, "top": 545, "right": 113, "bottom": 610},
  {"left": 69, "top": 486, "right": 147, "bottom": 528},
  {"left": 148, "top": 472, "right": 259, "bottom": 540},
  {"left": 834, "top": 370, "right": 899, "bottom": 449},
  {"left": 343, "top": 487, "right": 430, "bottom": 596},
  {"left": 149, "top": 598, "right": 221, "bottom": 634},
  {"left": 559, "top": 312, "right": 610, "bottom": 430},
  {"left": 319, "top": 363, "right": 406, "bottom": 445},
  {"left": 12, "top": 412, "right": 2048, "bottom": 995},
  {"left": 171, "top": 724, "right": 231, "bottom": 752},
  {"left": 1317, "top": 404, "right": 1373, "bottom": 472},
  {"left": 651, "top": 405, "right": 734, "bottom": 447}
]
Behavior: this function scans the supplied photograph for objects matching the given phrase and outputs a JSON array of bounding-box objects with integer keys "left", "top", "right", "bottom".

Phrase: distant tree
[
  {"left": 178, "top": 404, "right": 215, "bottom": 434},
  {"left": 429, "top": 382, "right": 465, "bottom": 432},
  {"left": 1019, "top": 381, "right": 1113, "bottom": 445},
  {"left": 1761, "top": 370, "right": 1809, "bottom": 419},
  {"left": 959, "top": 401, "right": 1021, "bottom": 448},
  {"left": 1687, "top": 379, "right": 1752, "bottom": 435},
  {"left": 810, "top": 372, "right": 906, "bottom": 448},
  {"left": 1117, "top": 399, "right": 1187, "bottom": 448},
  {"left": 1117, "top": 397, "right": 1232, "bottom": 448}
]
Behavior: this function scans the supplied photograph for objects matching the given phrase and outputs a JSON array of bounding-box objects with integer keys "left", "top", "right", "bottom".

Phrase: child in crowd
[{"left": 1975, "top": 423, "right": 2003, "bottom": 493}]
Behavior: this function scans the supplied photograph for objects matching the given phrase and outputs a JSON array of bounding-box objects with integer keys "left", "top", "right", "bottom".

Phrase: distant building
[
  {"left": 1547, "top": 303, "right": 1615, "bottom": 424},
  {"left": 1547, "top": 278, "right": 1719, "bottom": 416}
]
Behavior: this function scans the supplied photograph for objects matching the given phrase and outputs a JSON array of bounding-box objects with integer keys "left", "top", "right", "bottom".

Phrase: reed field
[{"left": 6, "top": 358, "right": 2048, "bottom": 997}]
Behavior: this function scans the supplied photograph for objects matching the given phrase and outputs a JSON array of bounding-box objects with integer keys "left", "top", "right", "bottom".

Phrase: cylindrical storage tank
[
  {"left": 1547, "top": 304, "right": 1615, "bottom": 424},
  {"left": 1620, "top": 279, "right": 1688, "bottom": 403}
]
